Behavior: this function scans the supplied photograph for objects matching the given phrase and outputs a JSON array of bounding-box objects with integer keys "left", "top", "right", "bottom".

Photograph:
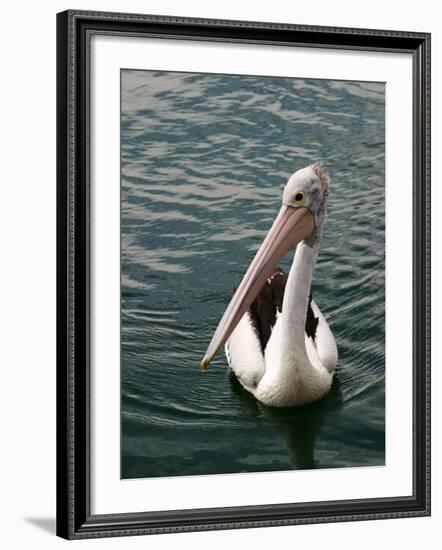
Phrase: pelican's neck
[{"left": 280, "top": 240, "right": 320, "bottom": 361}]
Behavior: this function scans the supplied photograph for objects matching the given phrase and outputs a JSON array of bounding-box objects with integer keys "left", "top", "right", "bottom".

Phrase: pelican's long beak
[{"left": 200, "top": 205, "right": 315, "bottom": 369}]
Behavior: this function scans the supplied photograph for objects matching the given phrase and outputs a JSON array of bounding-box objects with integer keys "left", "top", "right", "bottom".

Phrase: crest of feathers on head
[{"left": 311, "top": 162, "right": 331, "bottom": 205}]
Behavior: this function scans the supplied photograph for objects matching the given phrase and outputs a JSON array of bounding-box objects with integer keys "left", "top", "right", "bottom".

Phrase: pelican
[{"left": 200, "top": 164, "right": 338, "bottom": 407}]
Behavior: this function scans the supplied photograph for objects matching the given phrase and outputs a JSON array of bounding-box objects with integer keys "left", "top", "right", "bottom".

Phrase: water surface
[{"left": 121, "top": 69, "right": 385, "bottom": 479}]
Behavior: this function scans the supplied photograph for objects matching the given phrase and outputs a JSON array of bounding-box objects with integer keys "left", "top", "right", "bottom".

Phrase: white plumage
[{"left": 225, "top": 243, "right": 337, "bottom": 407}]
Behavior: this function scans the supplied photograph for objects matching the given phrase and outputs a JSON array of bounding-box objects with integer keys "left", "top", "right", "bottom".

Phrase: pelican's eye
[{"left": 292, "top": 191, "right": 305, "bottom": 205}]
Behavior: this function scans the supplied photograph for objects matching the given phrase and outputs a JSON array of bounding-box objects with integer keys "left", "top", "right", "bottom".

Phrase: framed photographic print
[{"left": 56, "top": 10, "right": 431, "bottom": 539}]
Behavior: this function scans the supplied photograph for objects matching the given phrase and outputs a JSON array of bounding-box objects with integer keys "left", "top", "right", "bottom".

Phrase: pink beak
[{"left": 200, "top": 205, "right": 315, "bottom": 369}]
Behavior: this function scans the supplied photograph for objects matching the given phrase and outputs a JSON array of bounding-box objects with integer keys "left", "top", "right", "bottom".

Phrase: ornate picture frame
[{"left": 56, "top": 10, "right": 430, "bottom": 539}]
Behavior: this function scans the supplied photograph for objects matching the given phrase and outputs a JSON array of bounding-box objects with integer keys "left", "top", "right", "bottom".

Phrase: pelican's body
[
  {"left": 225, "top": 244, "right": 337, "bottom": 407},
  {"left": 201, "top": 164, "right": 338, "bottom": 407}
]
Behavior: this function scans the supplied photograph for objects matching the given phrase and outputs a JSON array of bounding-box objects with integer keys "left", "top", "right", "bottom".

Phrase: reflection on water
[
  {"left": 121, "top": 69, "right": 385, "bottom": 479},
  {"left": 228, "top": 373, "right": 344, "bottom": 470}
]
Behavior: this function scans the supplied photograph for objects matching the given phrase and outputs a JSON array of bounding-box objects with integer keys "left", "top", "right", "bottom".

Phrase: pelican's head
[
  {"left": 200, "top": 163, "right": 330, "bottom": 370},
  {"left": 282, "top": 163, "right": 330, "bottom": 242}
]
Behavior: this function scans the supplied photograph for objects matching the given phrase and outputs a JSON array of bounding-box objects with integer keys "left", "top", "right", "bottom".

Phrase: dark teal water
[{"left": 121, "top": 69, "right": 385, "bottom": 479}]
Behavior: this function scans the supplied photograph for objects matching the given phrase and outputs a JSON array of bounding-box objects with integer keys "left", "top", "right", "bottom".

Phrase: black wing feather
[{"left": 235, "top": 267, "right": 318, "bottom": 353}]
